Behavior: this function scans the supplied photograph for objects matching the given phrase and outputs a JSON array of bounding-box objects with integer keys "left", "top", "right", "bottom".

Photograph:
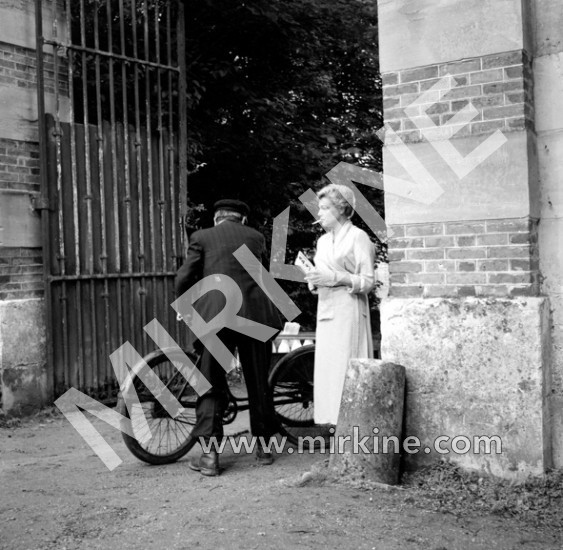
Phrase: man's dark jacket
[{"left": 175, "top": 219, "right": 283, "bottom": 333}]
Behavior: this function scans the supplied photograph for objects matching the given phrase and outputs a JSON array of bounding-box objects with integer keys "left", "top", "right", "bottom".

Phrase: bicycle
[{"left": 117, "top": 343, "right": 321, "bottom": 465}]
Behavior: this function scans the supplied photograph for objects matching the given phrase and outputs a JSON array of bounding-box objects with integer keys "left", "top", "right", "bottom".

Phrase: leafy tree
[{"left": 185, "top": 0, "right": 384, "bottom": 330}]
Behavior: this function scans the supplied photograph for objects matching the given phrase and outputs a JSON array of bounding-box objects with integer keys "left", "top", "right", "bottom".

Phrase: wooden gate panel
[{"left": 44, "top": 102, "right": 187, "bottom": 400}]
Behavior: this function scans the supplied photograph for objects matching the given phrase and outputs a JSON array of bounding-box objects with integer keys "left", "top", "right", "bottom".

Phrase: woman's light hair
[{"left": 317, "top": 183, "right": 355, "bottom": 219}]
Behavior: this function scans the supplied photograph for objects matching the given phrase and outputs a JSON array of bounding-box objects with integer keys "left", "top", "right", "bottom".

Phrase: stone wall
[
  {"left": 0, "top": 298, "right": 48, "bottom": 414},
  {"left": 376, "top": 0, "right": 559, "bottom": 478},
  {"left": 382, "top": 297, "right": 552, "bottom": 479},
  {"left": 0, "top": 0, "right": 63, "bottom": 412}
]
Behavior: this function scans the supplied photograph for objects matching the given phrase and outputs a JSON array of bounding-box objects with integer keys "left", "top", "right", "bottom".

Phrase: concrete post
[{"left": 330, "top": 360, "right": 406, "bottom": 485}]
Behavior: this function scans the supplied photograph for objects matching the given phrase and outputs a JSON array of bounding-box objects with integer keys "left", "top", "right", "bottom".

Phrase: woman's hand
[{"left": 305, "top": 268, "right": 336, "bottom": 287}]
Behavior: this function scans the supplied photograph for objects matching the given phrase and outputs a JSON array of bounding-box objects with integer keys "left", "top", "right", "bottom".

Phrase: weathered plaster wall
[
  {"left": 0, "top": 298, "right": 48, "bottom": 414},
  {"left": 381, "top": 297, "right": 552, "bottom": 479},
  {"left": 377, "top": 0, "right": 524, "bottom": 72},
  {"left": 0, "top": 0, "right": 65, "bottom": 411},
  {"left": 384, "top": 131, "right": 535, "bottom": 225},
  {"left": 0, "top": 0, "right": 67, "bottom": 50}
]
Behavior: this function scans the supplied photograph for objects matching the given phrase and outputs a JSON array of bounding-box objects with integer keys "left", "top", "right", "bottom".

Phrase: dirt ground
[{"left": 0, "top": 409, "right": 561, "bottom": 550}]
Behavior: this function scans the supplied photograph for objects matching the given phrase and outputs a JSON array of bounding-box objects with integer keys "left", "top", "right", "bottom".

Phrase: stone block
[
  {"left": 383, "top": 132, "right": 535, "bottom": 225},
  {"left": 407, "top": 273, "right": 445, "bottom": 285},
  {"left": 0, "top": 298, "right": 49, "bottom": 413},
  {"left": 400, "top": 65, "right": 439, "bottom": 84},
  {"left": 377, "top": 0, "right": 524, "bottom": 72},
  {"left": 388, "top": 261, "right": 422, "bottom": 274},
  {"left": 457, "top": 236, "right": 476, "bottom": 247},
  {"left": 446, "top": 272, "right": 486, "bottom": 285},
  {"left": 535, "top": 53, "right": 563, "bottom": 134},
  {"left": 422, "top": 285, "right": 458, "bottom": 298},
  {"left": 458, "top": 261, "right": 476, "bottom": 272},
  {"left": 486, "top": 245, "right": 530, "bottom": 259},
  {"left": 529, "top": 0, "right": 563, "bottom": 57},
  {"left": 483, "top": 81, "right": 523, "bottom": 95},
  {"left": 406, "top": 249, "right": 444, "bottom": 260},
  {"left": 388, "top": 237, "right": 424, "bottom": 249},
  {"left": 0, "top": 87, "right": 70, "bottom": 142},
  {"left": 446, "top": 247, "right": 486, "bottom": 260},
  {"left": 488, "top": 272, "right": 532, "bottom": 284},
  {"left": 405, "top": 224, "right": 443, "bottom": 237},
  {"left": 382, "top": 72, "right": 399, "bottom": 86},
  {"left": 439, "top": 59, "right": 481, "bottom": 76},
  {"left": 424, "top": 236, "right": 455, "bottom": 248},
  {"left": 481, "top": 50, "right": 523, "bottom": 69},
  {"left": 504, "top": 66, "right": 523, "bottom": 80},
  {"left": 424, "top": 260, "right": 456, "bottom": 272},
  {"left": 483, "top": 104, "right": 525, "bottom": 121},
  {"left": 0, "top": 190, "right": 42, "bottom": 247},
  {"left": 445, "top": 222, "right": 486, "bottom": 235},
  {"left": 469, "top": 69, "right": 503, "bottom": 85},
  {"left": 389, "top": 286, "right": 423, "bottom": 298},
  {"left": 477, "top": 234, "right": 508, "bottom": 246},
  {"left": 380, "top": 297, "right": 552, "bottom": 479},
  {"left": 477, "top": 259, "right": 509, "bottom": 271},
  {"left": 0, "top": 1, "right": 67, "bottom": 51}
]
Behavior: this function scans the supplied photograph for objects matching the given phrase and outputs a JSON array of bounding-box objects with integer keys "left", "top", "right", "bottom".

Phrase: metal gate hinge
[{"left": 31, "top": 195, "right": 51, "bottom": 211}]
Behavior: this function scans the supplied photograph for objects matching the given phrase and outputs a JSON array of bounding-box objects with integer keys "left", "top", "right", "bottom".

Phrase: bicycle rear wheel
[
  {"left": 118, "top": 348, "right": 199, "bottom": 465},
  {"left": 269, "top": 345, "right": 328, "bottom": 447}
]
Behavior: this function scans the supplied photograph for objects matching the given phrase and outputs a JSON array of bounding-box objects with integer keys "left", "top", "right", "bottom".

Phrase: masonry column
[
  {"left": 0, "top": 0, "right": 64, "bottom": 413},
  {"left": 376, "top": 0, "right": 552, "bottom": 479},
  {"left": 531, "top": 0, "right": 563, "bottom": 469}
]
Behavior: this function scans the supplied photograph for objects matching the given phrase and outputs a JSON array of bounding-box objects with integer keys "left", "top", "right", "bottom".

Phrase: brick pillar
[
  {"left": 376, "top": 0, "right": 553, "bottom": 478},
  {"left": 0, "top": 0, "right": 66, "bottom": 413}
]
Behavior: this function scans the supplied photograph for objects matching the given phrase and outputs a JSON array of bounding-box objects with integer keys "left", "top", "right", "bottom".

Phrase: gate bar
[{"left": 34, "top": 0, "right": 55, "bottom": 400}]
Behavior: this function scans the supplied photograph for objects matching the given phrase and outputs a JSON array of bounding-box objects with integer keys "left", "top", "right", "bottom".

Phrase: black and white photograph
[{"left": 0, "top": 0, "right": 562, "bottom": 548}]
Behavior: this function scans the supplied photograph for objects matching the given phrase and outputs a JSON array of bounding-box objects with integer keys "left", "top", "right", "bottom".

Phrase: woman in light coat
[{"left": 305, "top": 183, "right": 376, "bottom": 426}]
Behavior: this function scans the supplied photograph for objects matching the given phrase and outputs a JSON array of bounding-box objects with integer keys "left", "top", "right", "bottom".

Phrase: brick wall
[
  {"left": 388, "top": 217, "right": 539, "bottom": 298},
  {"left": 0, "top": 138, "right": 40, "bottom": 192},
  {"left": 0, "top": 247, "right": 44, "bottom": 299},
  {"left": 0, "top": 40, "right": 68, "bottom": 95},
  {"left": 382, "top": 49, "right": 533, "bottom": 143}
]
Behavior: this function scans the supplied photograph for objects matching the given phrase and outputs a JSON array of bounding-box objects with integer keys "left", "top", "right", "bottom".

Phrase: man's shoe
[
  {"left": 256, "top": 448, "right": 274, "bottom": 465},
  {"left": 188, "top": 451, "right": 220, "bottom": 476}
]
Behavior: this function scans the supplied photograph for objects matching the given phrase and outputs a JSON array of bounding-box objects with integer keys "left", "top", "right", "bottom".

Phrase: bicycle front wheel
[{"left": 118, "top": 348, "right": 199, "bottom": 465}]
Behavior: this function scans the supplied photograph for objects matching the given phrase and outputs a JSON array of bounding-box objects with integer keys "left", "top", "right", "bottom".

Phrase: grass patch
[{"left": 403, "top": 459, "right": 563, "bottom": 530}]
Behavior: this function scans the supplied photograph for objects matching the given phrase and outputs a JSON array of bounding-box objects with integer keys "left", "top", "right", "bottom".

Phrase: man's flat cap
[{"left": 213, "top": 199, "right": 250, "bottom": 216}]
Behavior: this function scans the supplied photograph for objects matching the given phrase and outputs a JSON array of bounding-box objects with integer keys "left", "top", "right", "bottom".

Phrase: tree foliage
[
  {"left": 185, "top": 0, "right": 384, "bottom": 329},
  {"left": 67, "top": 0, "right": 385, "bottom": 330}
]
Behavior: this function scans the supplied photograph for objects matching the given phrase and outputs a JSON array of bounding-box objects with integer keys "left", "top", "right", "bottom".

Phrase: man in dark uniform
[{"left": 175, "top": 199, "right": 283, "bottom": 476}]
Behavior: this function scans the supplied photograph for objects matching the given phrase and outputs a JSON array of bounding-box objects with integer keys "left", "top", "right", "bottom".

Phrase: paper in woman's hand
[{"left": 295, "top": 251, "right": 315, "bottom": 274}]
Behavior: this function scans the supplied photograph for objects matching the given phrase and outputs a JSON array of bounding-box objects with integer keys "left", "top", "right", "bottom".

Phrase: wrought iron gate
[{"left": 35, "top": 0, "right": 188, "bottom": 401}]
